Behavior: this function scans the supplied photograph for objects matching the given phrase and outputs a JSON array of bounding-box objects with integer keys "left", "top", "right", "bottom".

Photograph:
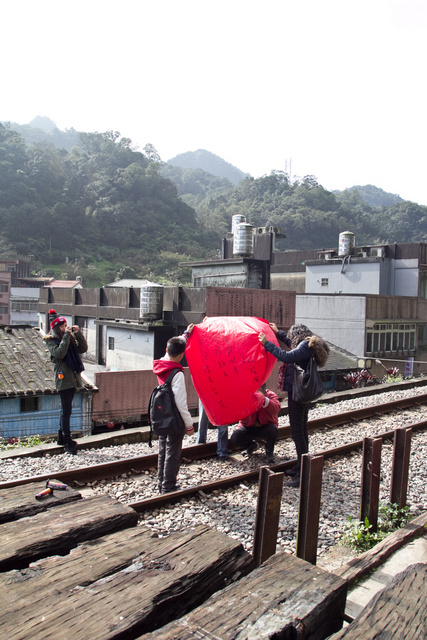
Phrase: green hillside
[{"left": 1, "top": 121, "right": 427, "bottom": 288}]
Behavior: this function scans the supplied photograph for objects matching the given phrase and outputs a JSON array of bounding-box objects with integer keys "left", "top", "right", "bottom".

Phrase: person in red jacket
[
  {"left": 229, "top": 383, "right": 281, "bottom": 464},
  {"left": 152, "top": 325, "right": 195, "bottom": 493}
]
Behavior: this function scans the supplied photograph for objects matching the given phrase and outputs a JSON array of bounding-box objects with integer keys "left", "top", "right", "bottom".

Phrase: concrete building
[{"left": 10, "top": 287, "right": 40, "bottom": 326}]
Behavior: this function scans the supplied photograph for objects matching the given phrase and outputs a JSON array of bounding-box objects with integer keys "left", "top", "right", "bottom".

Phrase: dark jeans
[
  {"left": 197, "top": 401, "right": 228, "bottom": 457},
  {"left": 158, "top": 431, "right": 183, "bottom": 493},
  {"left": 287, "top": 394, "right": 309, "bottom": 469},
  {"left": 229, "top": 423, "right": 278, "bottom": 454},
  {"left": 59, "top": 388, "right": 75, "bottom": 437}
]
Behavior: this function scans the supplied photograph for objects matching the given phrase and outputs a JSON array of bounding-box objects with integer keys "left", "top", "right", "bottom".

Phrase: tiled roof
[
  {"left": 0, "top": 326, "right": 95, "bottom": 398},
  {"left": 321, "top": 342, "right": 359, "bottom": 372}
]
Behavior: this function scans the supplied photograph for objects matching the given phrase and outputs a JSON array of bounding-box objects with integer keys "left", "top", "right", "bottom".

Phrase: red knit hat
[{"left": 49, "top": 309, "right": 66, "bottom": 330}]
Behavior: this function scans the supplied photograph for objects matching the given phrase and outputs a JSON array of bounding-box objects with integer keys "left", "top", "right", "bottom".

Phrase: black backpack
[{"left": 148, "top": 369, "right": 185, "bottom": 446}]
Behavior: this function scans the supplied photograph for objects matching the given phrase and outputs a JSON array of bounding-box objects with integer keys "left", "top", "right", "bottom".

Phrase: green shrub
[
  {"left": 342, "top": 502, "right": 410, "bottom": 552},
  {"left": 0, "top": 435, "right": 45, "bottom": 451}
]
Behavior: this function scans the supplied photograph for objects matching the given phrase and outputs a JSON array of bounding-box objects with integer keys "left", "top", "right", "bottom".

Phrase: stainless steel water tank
[
  {"left": 338, "top": 231, "right": 355, "bottom": 257},
  {"left": 231, "top": 214, "right": 246, "bottom": 236},
  {"left": 233, "top": 223, "right": 254, "bottom": 257},
  {"left": 140, "top": 284, "right": 163, "bottom": 321}
]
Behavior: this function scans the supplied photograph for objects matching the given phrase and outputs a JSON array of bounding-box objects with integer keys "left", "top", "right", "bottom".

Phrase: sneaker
[
  {"left": 265, "top": 451, "right": 276, "bottom": 464},
  {"left": 162, "top": 484, "right": 180, "bottom": 493},
  {"left": 245, "top": 441, "right": 259, "bottom": 456},
  {"left": 217, "top": 454, "right": 231, "bottom": 462},
  {"left": 286, "top": 475, "right": 300, "bottom": 488}
]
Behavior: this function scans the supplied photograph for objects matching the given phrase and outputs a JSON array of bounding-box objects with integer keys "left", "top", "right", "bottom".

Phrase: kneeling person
[{"left": 230, "top": 383, "right": 280, "bottom": 464}]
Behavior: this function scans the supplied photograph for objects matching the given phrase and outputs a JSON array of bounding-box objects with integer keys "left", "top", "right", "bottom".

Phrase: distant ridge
[
  {"left": 335, "top": 184, "right": 403, "bottom": 208},
  {"left": 167, "top": 149, "right": 250, "bottom": 185}
]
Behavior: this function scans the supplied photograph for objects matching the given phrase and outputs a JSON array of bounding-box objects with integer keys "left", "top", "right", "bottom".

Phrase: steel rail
[
  {"left": 2, "top": 397, "right": 426, "bottom": 489},
  {"left": 129, "top": 418, "right": 427, "bottom": 512},
  {"left": 1, "top": 394, "right": 426, "bottom": 492}
]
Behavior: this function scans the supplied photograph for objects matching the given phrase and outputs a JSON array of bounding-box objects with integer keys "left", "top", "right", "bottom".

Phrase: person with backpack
[{"left": 152, "top": 325, "right": 195, "bottom": 494}]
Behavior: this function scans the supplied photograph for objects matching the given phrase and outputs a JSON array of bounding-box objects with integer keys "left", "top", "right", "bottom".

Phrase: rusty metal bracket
[
  {"left": 390, "top": 427, "right": 412, "bottom": 508},
  {"left": 296, "top": 454, "right": 324, "bottom": 565},
  {"left": 253, "top": 466, "right": 284, "bottom": 567},
  {"left": 360, "top": 436, "right": 382, "bottom": 531}
]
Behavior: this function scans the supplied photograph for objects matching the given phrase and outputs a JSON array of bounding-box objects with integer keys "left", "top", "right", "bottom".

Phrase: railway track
[{"left": 2, "top": 392, "right": 427, "bottom": 515}]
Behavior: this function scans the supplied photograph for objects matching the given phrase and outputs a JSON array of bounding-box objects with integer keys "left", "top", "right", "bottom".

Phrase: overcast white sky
[{"left": 2, "top": 0, "right": 426, "bottom": 204}]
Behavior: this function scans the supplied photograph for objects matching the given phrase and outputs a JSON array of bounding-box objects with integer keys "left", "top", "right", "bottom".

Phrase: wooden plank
[
  {"left": 0, "top": 495, "right": 138, "bottom": 571},
  {"left": 329, "top": 563, "right": 427, "bottom": 639},
  {"left": 0, "top": 524, "right": 253, "bottom": 640},
  {"left": 0, "top": 479, "right": 81, "bottom": 523},
  {"left": 140, "top": 551, "right": 347, "bottom": 640},
  {"left": 334, "top": 511, "right": 427, "bottom": 586}
]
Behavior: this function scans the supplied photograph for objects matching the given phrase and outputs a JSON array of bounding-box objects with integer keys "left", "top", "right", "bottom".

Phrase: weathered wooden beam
[
  {"left": 0, "top": 524, "right": 253, "bottom": 640},
  {"left": 140, "top": 552, "right": 347, "bottom": 640},
  {"left": 329, "top": 563, "right": 427, "bottom": 639},
  {"left": 0, "top": 495, "right": 138, "bottom": 571},
  {"left": 0, "top": 479, "right": 81, "bottom": 523}
]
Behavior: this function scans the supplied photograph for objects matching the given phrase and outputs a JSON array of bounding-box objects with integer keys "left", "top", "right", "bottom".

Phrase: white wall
[
  {"left": 306, "top": 263, "right": 381, "bottom": 295},
  {"left": 10, "top": 287, "right": 40, "bottom": 326},
  {"left": 296, "top": 295, "right": 367, "bottom": 357},
  {"left": 392, "top": 259, "right": 419, "bottom": 297},
  {"left": 105, "top": 325, "right": 155, "bottom": 370}
]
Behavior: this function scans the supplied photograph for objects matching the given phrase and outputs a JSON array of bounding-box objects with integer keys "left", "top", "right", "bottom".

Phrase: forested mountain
[
  {"left": 1, "top": 117, "right": 80, "bottom": 153},
  {"left": 334, "top": 184, "right": 403, "bottom": 208},
  {"left": 1, "top": 122, "right": 427, "bottom": 288},
  {"left": 0, "top": 125, "right": 218, "bottom": 286},
  {"left": 167, "top": 149, "right": 250, "bottom": 185}
]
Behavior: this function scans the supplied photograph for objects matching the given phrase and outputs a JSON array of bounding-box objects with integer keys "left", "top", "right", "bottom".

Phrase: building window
[
  {"left": 0, "top": 305, "right": 8, "bottom": 314},
  {"left": 321, "top": 278, "right": 329, "bottom": 287},
  {"left": 0, "top": 283, "right": 8, "bottom": 292},
  {"left": 20, "top": 397, "right": 40, "bottom": 412},
  {"left": 366, "top": 322, "right": 416, "bottom": 354},
  {"left": 11, "top": 300, "right": 37, "bottom": 311},
  {"left": 420, "top": 270, "right": 427, "bottom": 300},
  {"left": 108, "top": 337, "right": 115, "bottom": 350}
]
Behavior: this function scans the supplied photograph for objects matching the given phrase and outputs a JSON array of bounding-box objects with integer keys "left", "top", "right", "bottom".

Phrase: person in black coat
[{"left": 259, "top": 322, "right": 329, "bottom": 487}]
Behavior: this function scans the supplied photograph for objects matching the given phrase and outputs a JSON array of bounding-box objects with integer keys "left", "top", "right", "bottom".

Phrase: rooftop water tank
[
  {"left": 233, "top": 222, "right": 254, "bottom": 257},
  {"left": 231, "top": 214, "right": 246, "bottom": 236},
  {"left": 338, "top": 231, "right": 355, "bottom": 257},
  {"left": 140, "top": 284, "right": 163, "bottom": 321}
]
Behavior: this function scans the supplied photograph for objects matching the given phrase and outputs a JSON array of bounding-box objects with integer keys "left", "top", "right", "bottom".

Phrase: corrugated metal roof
[{"left": 0, "top": 326, "right": 95, "bottom": 398}]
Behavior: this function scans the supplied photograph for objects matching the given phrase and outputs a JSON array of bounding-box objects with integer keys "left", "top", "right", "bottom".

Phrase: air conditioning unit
[
  {"left": 357, "top": 251, "right": 368, "bottom": 258},
  {"left": 370, "top": 247, "right": 384, "bottom": 258},
  {"left": 255, "top": 226, "right": 269, "bottom": 234}
]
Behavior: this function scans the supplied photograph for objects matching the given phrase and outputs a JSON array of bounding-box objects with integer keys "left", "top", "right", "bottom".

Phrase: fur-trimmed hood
[{"left": 307, "top": 335, "right": 329, "bottom": 368}]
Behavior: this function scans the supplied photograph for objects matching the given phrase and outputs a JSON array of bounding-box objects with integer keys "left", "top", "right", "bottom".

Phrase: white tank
[
  {"left": 233, "top": 223, "right": 254, "bottom": 257},
  {"left": 231, "top": 214, "right": 246, "bottom": 236},
  {"left": 338, "top": 231, "right": 355, "bottom": 257},
  {"left": 140, "top": 284, "right": 163, "bottom": 321}
]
